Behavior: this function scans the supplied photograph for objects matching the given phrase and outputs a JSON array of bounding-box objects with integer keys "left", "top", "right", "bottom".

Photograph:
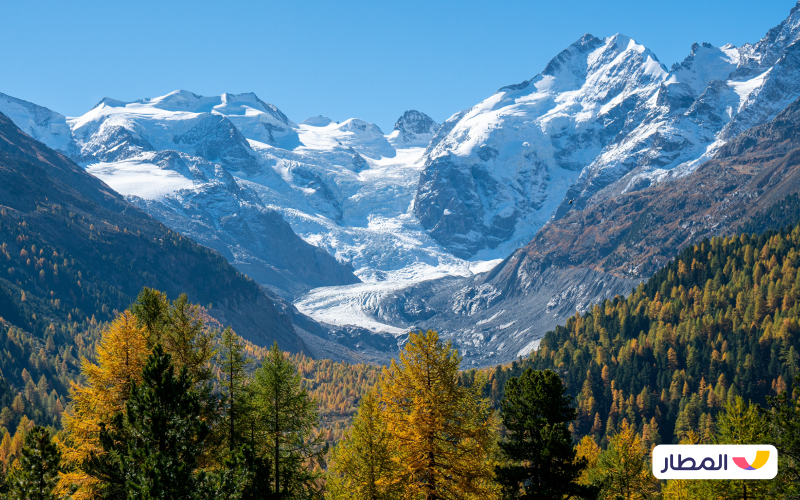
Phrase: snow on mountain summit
[
  {"left": 414, "top": 32, "right": 670, "bottom": 258},
  {"left": 0, "top": 92, "right": 76, "bottom": 155},
  {"left": 71, "top": 90, "right": 297, "bottom": 165}
]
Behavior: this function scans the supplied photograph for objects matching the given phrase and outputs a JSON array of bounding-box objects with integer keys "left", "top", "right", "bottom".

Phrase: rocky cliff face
[
  {"left": 414, "top": 3, "right": 800, "bottom": 259},
  {"left": 387, "top": 110, "right": 440, "bottom": 147}
]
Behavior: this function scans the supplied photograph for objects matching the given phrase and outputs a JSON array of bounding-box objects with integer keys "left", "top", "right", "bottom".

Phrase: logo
[
  {"left": 732, "top": 450, "right": 770, "bottom": 470},
  {"left": 653, "top": 445, "right": 777, "bottom": 480}
]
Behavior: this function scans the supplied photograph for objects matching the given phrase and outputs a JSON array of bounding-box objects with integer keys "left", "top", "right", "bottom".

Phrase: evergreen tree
[
  {"left": 7, "top": 425, "right": 61, "bottom": 500},
  {"left": 84, "top": 345, "right": 211, "bottom": 499},
  {"left": 219, "top": 327, "right": 253, "bottom": 454},
  {"left": 165, "top": 293, "right": 216, "bottom": 383},
  {"left": 379, "top": 330, "right": 498, "bottom": 499},
  {"left": 130, "top": 287, "right": 169, "bottom": 346},
  {"left": 252, "top": 341, "right": 324, "bottom": 498},
  {"left": 495, "top": 368, "right": 594, "bottom": 499},
  {"left": 680, "top": 397, "right": 776, "bottom": 499},
  {"left": 765, "top": 374, "right": 800, "bottom": 498},
  {"left": 328, "top": 392, "right": 400, "bottom": 499}
]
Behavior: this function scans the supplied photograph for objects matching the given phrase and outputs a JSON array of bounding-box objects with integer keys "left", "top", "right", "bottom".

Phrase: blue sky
[{"left": 1, "top": 0, "right": 796, "bottom": 132}]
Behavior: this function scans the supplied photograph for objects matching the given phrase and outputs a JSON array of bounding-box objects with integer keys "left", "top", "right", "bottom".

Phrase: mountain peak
[
  {"left": 539, "top": 33, "right": 605, "bottom": 78},
  {"left": 394, "top": 110, "right": 438, "bottom": 134},
  {"left": 301, "top": 115, "right": 334, "bottom": 127},
  {"left": 388, "top": 110, "right": 439, "bottom": 147}
]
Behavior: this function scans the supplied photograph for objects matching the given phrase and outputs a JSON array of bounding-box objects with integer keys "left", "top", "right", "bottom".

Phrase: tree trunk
[{"left": 274, "top": 382, "right": 280, "bottom": 496}]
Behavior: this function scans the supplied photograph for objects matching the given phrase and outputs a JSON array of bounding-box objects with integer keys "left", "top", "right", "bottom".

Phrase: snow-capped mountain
[
  {"left": 415, "top": 3, "right": 800, "bottom": 259},
  {"left": 0, "top": 90, "right": 488, "bottom": 309},
  {"left": 414, "top": 33, "right": 670, "bottom": 257},
  {"left": 69, "top": 90, "right": 296, "bottom": 173},
  {"left": 4, "top": 3, "right": 800, "bottom": 367},
  {"left": 388, "top": 110, "right": 440, "bottom": 147},
  {"left": 0, "top": 92, "right": 76, "bottom": 156}
]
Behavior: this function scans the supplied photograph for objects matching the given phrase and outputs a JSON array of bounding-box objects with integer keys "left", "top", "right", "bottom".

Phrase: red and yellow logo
[{"left": 732, "top": 451, "right": 770, "bottom": 471}]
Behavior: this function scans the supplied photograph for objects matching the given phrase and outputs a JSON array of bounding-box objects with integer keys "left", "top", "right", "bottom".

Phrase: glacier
[{"left": 3, "top": 2, "right": 800, "bottom": 366}]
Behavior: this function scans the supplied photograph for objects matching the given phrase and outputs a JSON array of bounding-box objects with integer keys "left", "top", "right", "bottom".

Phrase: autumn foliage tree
[
  {"left": 587, "top": 420, "right": 658, "bottom": 500},
  {"left": 378, "top": 330, "right": 498, "bottom": 499},
  {"left": 58, "top": 310, "right": 150, "bottom": 498},
  {"left": 327, "top": 391, "right": 400, "bottom": 499}
]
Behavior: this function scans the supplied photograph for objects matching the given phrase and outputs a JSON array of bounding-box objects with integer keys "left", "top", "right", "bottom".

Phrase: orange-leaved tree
[
  {"left": 57, "top": 310, "right": 150, "bottom": 499},
  {"left": 379, "top": 330, "right": 498, "bottom": 499}
]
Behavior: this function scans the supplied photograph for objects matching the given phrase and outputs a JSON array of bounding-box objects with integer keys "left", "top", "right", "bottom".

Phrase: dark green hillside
[
  {"left": 0, "top": 110, "right": 302, "bottom": 352},
  {"left": 0, "top": 111, "right": 310, "bottom": 433}
]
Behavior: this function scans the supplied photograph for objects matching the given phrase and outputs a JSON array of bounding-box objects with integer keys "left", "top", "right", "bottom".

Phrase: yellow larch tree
[
  {"left": 378, "top": 330, "right": 498, "bottom": 500},
  {"left": 57, "top": 310, "right": 150, "bottom": 499},
  {"left": 327, "top": 391, "right": 400, "bottom": 499}
]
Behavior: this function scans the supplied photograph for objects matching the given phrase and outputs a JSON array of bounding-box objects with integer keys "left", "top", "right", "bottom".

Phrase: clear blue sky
[{"left": 1, "top": 0, "right": 796, "bottom": 132}]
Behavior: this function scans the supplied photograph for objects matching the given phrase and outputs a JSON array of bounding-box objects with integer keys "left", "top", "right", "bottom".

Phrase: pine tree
[
  {"left": 378, "top": 330, "right": 498, "bottom": 499},
  {"left": 83, "top": 345, "right": 211, "bottom": 499},
  {"left": 7, "top": 425, "right": 61, "bottom": 500},
  {"left": 130, "top": 287, "right": 169, "bottom": 346},
  {"left": 219, "top": 327, "right": 253, "bottom": 454},
  {"left": 58, "top": 310, "right": 151, "bottom": 499},
  {"left": 495, "top": 368, "right": 594, "bottom": 499},
  {"left": 765, "top": 374, "right": 800, "bottom": 497},
  {"left": 165, "top": 293, "right": 216, "bottom": 383},
  {"left": 328, "top": 392, "right": 400, "bottom": 499},
  {"left": 683, "top": 397, "right": 777, "bottom": 499},
  {"left": 252, "top": 341, "right": 324, "bottom": 497}
]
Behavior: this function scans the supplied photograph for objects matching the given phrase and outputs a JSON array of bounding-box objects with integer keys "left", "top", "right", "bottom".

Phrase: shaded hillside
[
  {"left": 740, "top": 192, "right": 800, "bottom": 236},
  {"left": 0, "top": 110, "right": 305, "bottom": 352}
]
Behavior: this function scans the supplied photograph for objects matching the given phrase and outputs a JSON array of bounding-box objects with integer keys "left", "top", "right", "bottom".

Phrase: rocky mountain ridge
[
  {"left": 6, "top": 3, "right": 800, "bottom": 366},
  {"left": 414, "top": 3, "right": 800, "bottom": 259}
]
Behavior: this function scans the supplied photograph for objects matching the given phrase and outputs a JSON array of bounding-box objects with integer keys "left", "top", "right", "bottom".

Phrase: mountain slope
[
  {"left": 519, "top": 93, "right": 800, "bottom": 280},
  {"left": 413, "top": 3, "right": 800, "bottom": 259},
  {"left": 0, "top": 109, "right": 308, "bottom": 352},
  {"left": 0, "top": 93, "right": 362, "bottom": 299},
  {"left": 371, "top": 90, "right": 800, "bottom": 367},
  {"left": 527, "top": 221, "right": 800, "bottom": 445}
]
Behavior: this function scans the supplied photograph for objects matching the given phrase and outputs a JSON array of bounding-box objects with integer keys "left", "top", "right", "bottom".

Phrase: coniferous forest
[{"left": 3, "top": 199, "right": 800, "bottom": 498}]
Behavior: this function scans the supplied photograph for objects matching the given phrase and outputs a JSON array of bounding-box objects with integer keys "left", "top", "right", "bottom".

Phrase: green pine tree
[
  {"left": 219, "top": 327, "right": 253, "bottom": 454},
  {"left": 496, "top": 368, "right": 595, "bottom": 499},
  {"left": 8, "top": 425, "right": 61, "bottom": 500},
  {"left": 252, "top": 341, "right": 325, "bottom": 498},
  {"left": 84, "top": 345, "right": 211, "bottom": 499},
  {"left": 764, "top": 374, "right": 800, "bottom": 497},
  {"left": 165, "top": 293, "right": 216, "bottom": 383},
  {"left": 130, "top": 287, "right": 169, "bottom": 346}
]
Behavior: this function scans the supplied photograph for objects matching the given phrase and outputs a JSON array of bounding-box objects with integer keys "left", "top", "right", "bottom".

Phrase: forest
[{"left": 2, "top": 198, "right": 800, "bottom": 498}]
